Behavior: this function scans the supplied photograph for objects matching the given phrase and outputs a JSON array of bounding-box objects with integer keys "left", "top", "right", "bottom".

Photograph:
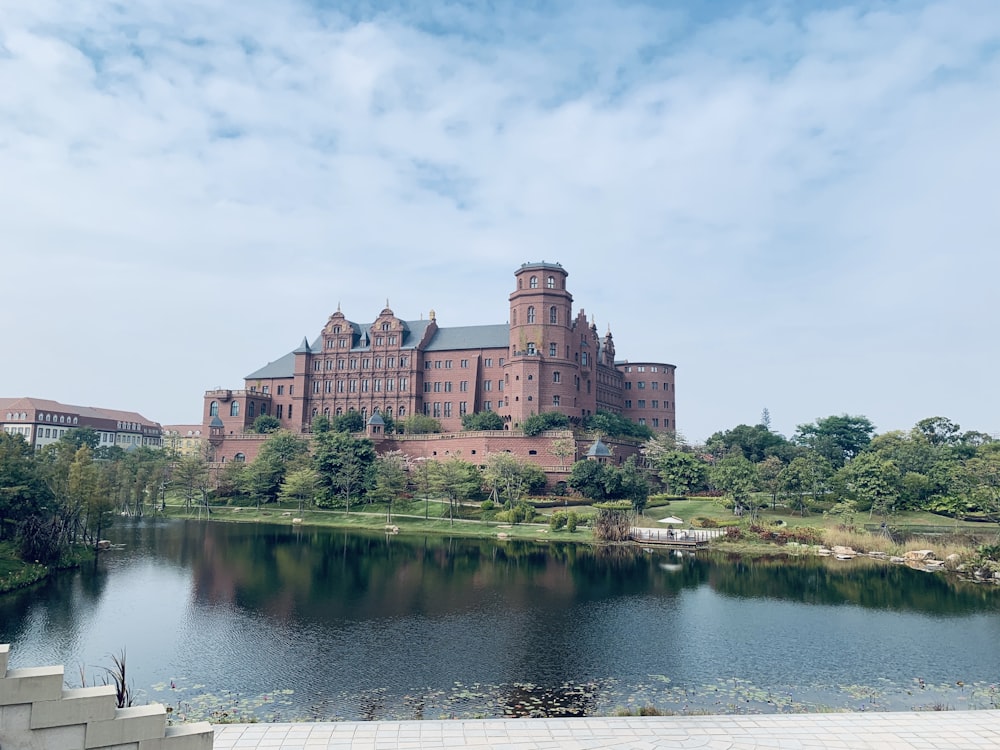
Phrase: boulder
[
  {"left": 831, "top": 545, "right": 857, "bottom": 558},
  {"left": 890, "top": 556, "right": 906, "bottom": 564},
  {"left": 904, "top": 549, "right": 935, "bottom": 561},
  {"left": 96, "top": 540, "right": 112, "bottom": 550},
  {"left": 292, "top": 517, "right": 303, "bottom": 524},
  {"left": 816, "top": 547, "right": 832, "bottom": 556}
]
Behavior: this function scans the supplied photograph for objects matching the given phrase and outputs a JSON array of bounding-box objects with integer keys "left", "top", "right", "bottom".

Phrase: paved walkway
[{"left": 213, "top": 710, "right": 1000, "bottom": 749}]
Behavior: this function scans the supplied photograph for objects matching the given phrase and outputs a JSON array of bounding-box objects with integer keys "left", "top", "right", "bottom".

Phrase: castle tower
[{"left": 502, "top": 262, "right": 577, "bottom": 426}]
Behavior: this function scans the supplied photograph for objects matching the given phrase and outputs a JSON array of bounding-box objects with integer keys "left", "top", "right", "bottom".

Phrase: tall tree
[
  {"left": 710, "top": 455, "right": 760, "bottom": 522},
  {"left": 794, "top": 414, "right": 876, "bottom": 468},
  {"left": 312, "top": 431, "right": 376, "bottom": 511},
  {"left": 278, "top": 467, "right": 320, "bottom": 514},
  {"left": 429, "top": 456, "right": 481, "bottom": 524},
  {"left": 371, "top": 451, "right": 409, "bottom": 522}
]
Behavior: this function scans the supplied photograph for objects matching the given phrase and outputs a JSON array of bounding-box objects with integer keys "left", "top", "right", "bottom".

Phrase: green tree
[
  {"left": 757, "top": 455, "right": 784, "bottom": 509},
  {"left": 615, "top": 455, "right": 650, "bottom": 516},
  {"left": 549, "top": 436, "right": 576, "bottom": 471},
  {"left": 0, "top": 432, "right": 50, "bottom": 541},
  {"left": 371, "top": 451, "right": 408, "bottom": 522},
  {"left": 461, "top": 411, "right": 505, "bottom": 431},
  {"left": 60, "top": 426, "right": 100, "bottom": 451},
  {"left": 843, "top": 451, "right": 901, "bottom": 525},
  {"left": 649, "top": 450, "right": 708, "bottom": 495},
  {"left": 429, "top": 456, "right": 481, "bottom": 524},
  {"left": 400, "top": 414, "right": 443, "bottom": 434},
  {"left": 482, "top": 453, "right": 543, "bottom": 508},
  {"left": 312, "top": 431, "right": 376, "bottom": 511},
  {"left": 278, "top": 467, "right": 320, "bottom": 514},
  {"left": 241, "top": 453, "right": 283, "bottom": 510},
  {"left": 569, "top": 460, "right": 609, "bottom": 500},
  {"left": 521, "top": 412, "right": 570, "bottom": 436},
  {"left": 706, "top": 424, "right": 796, "bottom": 463},
  {"left": 332, "top": 411, "right": 365, "bottom": 433},
  {"left": 710, "top": 455, "right": 760, "bottom": 522},
  {"left": 583, "top": 411, "right": 652, "bottom": 440},
  {"left": 250, "top": 414, "right": 282, "bottom": 433},
  {"left": 779, "top": 455, "right": 830, "bottom": 515},
  {"left": 794, "top": 414, "right": 875, "bottom": 468},
  {"left": 172, "top": 454, "right": 210, "bottom": 512}
]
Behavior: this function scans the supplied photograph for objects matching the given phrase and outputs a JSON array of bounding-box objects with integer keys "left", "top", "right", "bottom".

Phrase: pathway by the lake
[{"left": 213, "top": 710, "right": 1000, "bottom": 749}]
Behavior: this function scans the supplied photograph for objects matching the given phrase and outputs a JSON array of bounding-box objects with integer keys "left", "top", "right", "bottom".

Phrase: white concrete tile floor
[{"left": 212, "top": 710, "right": 1000, "bottom": 749}]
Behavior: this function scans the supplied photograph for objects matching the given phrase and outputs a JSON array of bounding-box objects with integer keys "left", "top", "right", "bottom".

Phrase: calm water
[{"left": 2, "top": 519, "right": 999, "bottom": 720}]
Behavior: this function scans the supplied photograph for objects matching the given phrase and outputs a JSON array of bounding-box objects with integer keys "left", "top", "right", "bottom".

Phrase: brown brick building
[{"left": 203, "top": 262, "right": 675, "bottom": 448}]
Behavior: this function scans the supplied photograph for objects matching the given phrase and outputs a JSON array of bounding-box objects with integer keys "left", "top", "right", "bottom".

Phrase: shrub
[
  {"left": 480, "top": 499, "right": 495, "bottom": 511},
  {"left": 696, "top": 517, "right": 718, "bottom": 528},
  {"left": 549, "top": 511, "right": 567, "bottom": 531},
  {"left": 566, "top": 512, "right": 578, "bottom": 532},
  {"left": 724, "top": 526, "right": 743, "bottom": 541}
]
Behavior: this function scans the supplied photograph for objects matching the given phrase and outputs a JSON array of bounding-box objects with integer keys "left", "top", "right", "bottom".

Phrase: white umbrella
[{"left": 658, "top": 516, "right": 683, "bottom": 524}]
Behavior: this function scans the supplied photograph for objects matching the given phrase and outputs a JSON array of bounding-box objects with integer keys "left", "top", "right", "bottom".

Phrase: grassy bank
[{"left": 0, "top": 541, "right": 94, "bottom": 595}]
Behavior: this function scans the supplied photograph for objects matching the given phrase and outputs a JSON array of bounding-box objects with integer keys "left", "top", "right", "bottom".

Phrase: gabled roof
[
  {"left": 586, "top": 438, "right": 612, "bottom": 457},
  {"left": 245, "top": 320, "right": 508, "bottom": 380}
]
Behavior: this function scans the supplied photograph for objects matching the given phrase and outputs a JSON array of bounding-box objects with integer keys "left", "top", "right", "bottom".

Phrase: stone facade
[
  {"left": 0, "top": 643, "right": 212, "bottom": 750},
  {"left": 203, "top": 262, "right": 675, "bottom": 447}
]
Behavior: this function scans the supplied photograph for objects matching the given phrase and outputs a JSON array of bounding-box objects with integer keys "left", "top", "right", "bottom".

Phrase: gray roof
[
  {"left": 367, "top": 413, "right": 385, "bottom": 425},
  {"left": 424, "top": 324, "right": 509, "bottom": 351},
  {"left": 586, "top": 438, "right": 612, "bottom": 457},
  {"left": 245, "top": 321, "right": 508, "bottom": 380}
]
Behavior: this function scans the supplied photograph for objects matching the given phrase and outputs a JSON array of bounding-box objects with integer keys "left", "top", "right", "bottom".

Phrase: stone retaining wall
[{"left": 0, "top": 643, "right": 213, "bottom": 750}]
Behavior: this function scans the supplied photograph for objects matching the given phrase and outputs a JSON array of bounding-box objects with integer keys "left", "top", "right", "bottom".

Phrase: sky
[{"left": 2, "top": 0, "right": 998, "bottom": 443}]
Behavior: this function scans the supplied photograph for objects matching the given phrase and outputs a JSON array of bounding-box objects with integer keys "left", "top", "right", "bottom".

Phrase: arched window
[
  {"left": 547, "top": 275, "right": 555, "bottom": 289},
  {"left": 511, "top": 309, "right": 517, "bottom": 326},
  {"left": 529, "top": 276, "right": 538, "bottom": 288},
  {"left": 527, "top": 342, "right": 536, "bottom": 355},
  {"left": 527, "top": 306, "right": 535, "bottom": 323},
  {"left": 234, "top": 453, "right": 246, "bottom": 463},
  {"left": 230, "top": 401, "right": 240, "bottom": 417},
  {"left": 336, "top": 407, "right": 342, "bottom": 416},
  {"left": 334, "top": 325, "right": 341, "bottom": 333},
  {"left": 248, "top": 401, "right": 256, "bottom": 418},
  {"left": 398, "top": 406, "right": 406, "bottom": 417},
  {"left": 549, "top": 306, "right": 557, "bottom": 324},
  {"left": 553, "top": 371, "right": 561, "bottom": 383}
]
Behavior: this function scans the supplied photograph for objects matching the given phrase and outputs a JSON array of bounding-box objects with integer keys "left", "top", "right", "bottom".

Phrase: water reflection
[{"left": 1, "top": 520, "right": 998, "bottom": 721}]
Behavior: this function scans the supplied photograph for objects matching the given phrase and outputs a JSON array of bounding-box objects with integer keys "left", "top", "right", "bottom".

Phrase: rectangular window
[
  {"left": 374, "top": 379, "right": 382, "bottom": 392},
  {"left": 375, "top": 357, "right": 382, "bottom": 368},
  {"left": 625, "top": 382, "right": 632, "bottom": 390},
  {"left": 445, "top": 360, "right": 453, "bottom": 368},
  {"left": 401, "top": 356, "right": 408, "bottom": 367},
  {"left": 638, "top": 382, "right": 645, "bottom": 389},
  {"left": 434, "top": 382, "right": 442, "bottom": 392},
  {"left": 484, "top": 380, "right": 492, "bottom": 391},
  {"left": 484, "top": 358, "right": 492, "bottom": 367},
  {"left": 652, "top": 400, "right": 658, "bottom": 408},
  {"left": 625, "top": 399, "right": 632, "bottom": 408},
  {"left": 288, "top": 405, "right": 293, "bottom": 419},
  {"left": 375, "top": 336, "right": 383, "bottom": 346},
  {"left": 460, "top": 381, "right": 468, "bottom": 392},
  {"left": 553, "top": 395, "right": 561, "bottom": 406},
  {"left": 638, "top": 418, "right": 646, "bottom": 426},
  {"left": 498, "top": 358, "right": 504, "bottom": 366},
  {"left": 461, "top": 359, "right": 469, "bottom": 368},
  {"left": 433, "top": 402, "right": 441, "bottom": 418},
  {"left": 638, "top": 366, "right": 645, "bottom": 372},
  {"left": 638, "top": 400, "right": 646, "bottom": 408},
  {"left": 425, "top": 361, "right": 432, "bottom": 369},
  {"left": 651, "top": 382, "right": 658, "bottom": 390},
  {"left": 313, "top": 381, "right": 320, "bottom": 394},
  {"left": 389, "top": 335, "right": 397, "bottom": 345},
  {"left": 290, "top": 386, "right": 295, "bottom": 395},
  {"left": 325, "top": 380, "right": 332, "bottom": 393},
  {"left": 276, "top": 404, "right": 283, "bottom": 418},
  {"left": 444, "top": 402, "right": 452, "bottom": 417},
  {"left": 400, "top": 378, "right": 408, "bottom": 391},
  {"left": 459, "top": 401, "right": 468, "bottom": 415},
  {"left": 313, "top": 361, "right": 321, "bottom": 372},
  {"left": 350, "top": 358, "right": 358, "bottom": 369},
  {"left": 434, "top": 360, "right": 441, "bottom": 369},
  {"left": 325, "top": 360, "right": 333, "bottom": 370},
  {"left": 338, "top": 360, "right": 345, "bottom": 369},
  {"left": 498, "top": 380, "right": 503, "bottom": 392},
  {"left": 484, "top": 401, "right": 492, "bottom": 411},
  {"left": 277, "top": 385, "right": 284, "bottom": 395},
  {"left": 424, "top": 382, "right": 432, "bottom": 393},
  {"left": 340, "top": 339, "right": 348, "bottom": 347},
  {"left": 445, "top": 382, "right": 453, "bottom": 392},
  {"left": 549, "top": 343, "right": 557, "bottom": 357},
  {"left": 349, "top": 380, "right": 358, "bottom": 392},
  {"left": 337, "top": 380, "right": 345, "bottom": 393},
  {"left": 363, "top": 358, "right": 370, "bottom": 369},
  {"left": 387, "top": 357, "right": 395, "bottom": 368},
  {"left": 387, "top": 378, "right": 394, "bottom": 391},
  {"left": 424, "top": 403, "right": 430, "bottom": 416},
  {"left": 553, "top": 371, "right": 561, "bottom": 383},
  {"left": 653, "top": 418, "right": 659, "bottom": 427}
]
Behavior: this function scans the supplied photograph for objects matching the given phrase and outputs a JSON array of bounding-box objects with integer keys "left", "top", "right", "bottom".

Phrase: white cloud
[{"left": 1, "top": 0, "right": 998, "bottom": 441}]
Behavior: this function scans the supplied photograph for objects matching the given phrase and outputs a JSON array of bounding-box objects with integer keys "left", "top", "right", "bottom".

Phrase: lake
[{"left": 2, "top": 519, "right": 999, "bottom": 720}]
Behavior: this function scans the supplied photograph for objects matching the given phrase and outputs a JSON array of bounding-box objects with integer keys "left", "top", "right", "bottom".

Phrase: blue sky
[{"left": 2, "top": 0, "right": 998, "bottom": 442}]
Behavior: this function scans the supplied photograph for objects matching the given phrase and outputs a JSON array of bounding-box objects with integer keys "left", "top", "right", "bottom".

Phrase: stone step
[
  {"left": 84, "top": 702, "right": 167, "bottom": 749},
  {"left": 138, "top": 722, "right": 215, "bottom": 750},
  {"left": 30, "top": 685, "right": 119, "bottom": 729},
  {"left": 0, "top": 665, "right": 65, "bottom": 706}
]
